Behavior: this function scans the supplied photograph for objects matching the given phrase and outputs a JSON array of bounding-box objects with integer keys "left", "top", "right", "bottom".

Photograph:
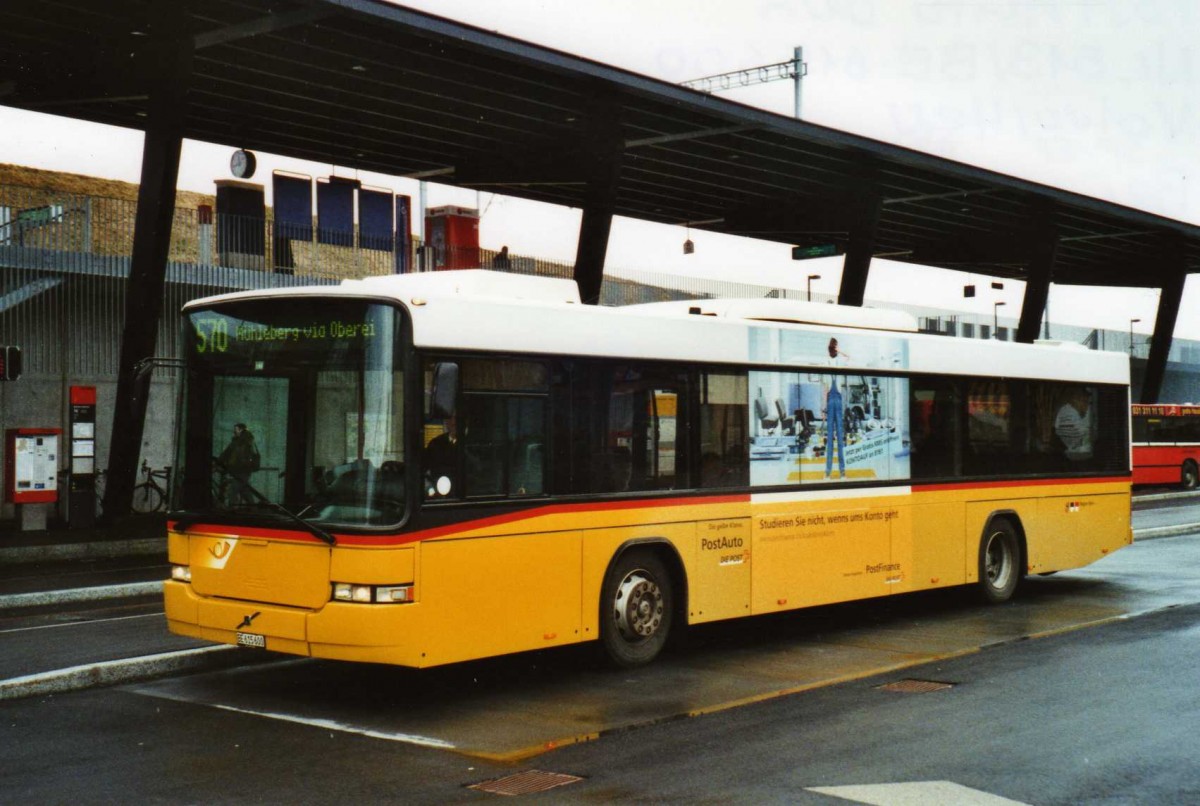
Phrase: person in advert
[{"left": 824, "top": 337, "right": 851, "bottom": 480}]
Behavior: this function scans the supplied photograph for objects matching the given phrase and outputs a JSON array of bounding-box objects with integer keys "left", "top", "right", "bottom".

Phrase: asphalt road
[
  {"left": 544, "top": 600, "right": 1200, "bottom": 805},
  {"left": 3, "top": 567, "right": 1199, "bottom": 803},
  {"left": 1132, "top": 490, "right": 1200, "bottom": 532}
]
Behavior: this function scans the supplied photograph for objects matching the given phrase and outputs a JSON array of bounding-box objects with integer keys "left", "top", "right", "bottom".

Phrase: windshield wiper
[
  {"left": 191, "top": 457, "right": 338, "bottom": 546},
  {"left": 263, "top": 500, "right": 337, "bottom": 546}
]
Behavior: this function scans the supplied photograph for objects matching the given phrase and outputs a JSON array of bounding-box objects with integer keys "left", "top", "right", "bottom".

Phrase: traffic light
[{"left": 0, "top": 346, "right": 22, "bottom": 381}]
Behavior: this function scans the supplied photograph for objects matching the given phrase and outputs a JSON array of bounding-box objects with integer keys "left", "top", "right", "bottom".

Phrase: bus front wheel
[
  {"left": 600, "top": 549, "right": 674, "bottom": 668},
  {"left": 1181, "top": 460, "right": 1198, "bottom": 490},
  {"left": 977, "top": 518, "right": 1021, "bottom": 604}
]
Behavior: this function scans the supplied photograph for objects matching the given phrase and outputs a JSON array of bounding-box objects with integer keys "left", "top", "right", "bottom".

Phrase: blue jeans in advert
[{"left": 825, "top": 391, "right": 845, "bottom": 479}]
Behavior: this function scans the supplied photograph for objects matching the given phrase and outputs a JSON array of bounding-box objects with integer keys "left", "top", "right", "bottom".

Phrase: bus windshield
[{"left": 172, "top": 298, "right": 407, "bottom": 529}]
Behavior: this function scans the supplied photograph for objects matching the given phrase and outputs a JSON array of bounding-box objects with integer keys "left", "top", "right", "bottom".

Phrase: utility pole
[
  {"left": 681, "top": 47, "right": 808, "bottom": 119},
  {"left": 793, "top": 47, "right": 804, "bottom": 119}
]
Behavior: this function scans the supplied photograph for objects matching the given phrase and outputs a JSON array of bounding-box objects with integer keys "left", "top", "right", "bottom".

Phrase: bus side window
[
  {"left": 457, "top": 359, "right": 549, "bottom": 499},
  {"left": 964, "top": 380, "right": 1022, "bottom": 476},
  {"left": 698, "top": 372, "right": 749, "bottom": 488},
  {"left": 1131, "top": 414, "right": 1151, "bottom": 443},
  {"left": 586, "top": 365, "right": 687, "bottom": 493},
  {"left": 910, "top": 379, "right": 958, "bottom": 479},
  {"left": 1090, "top": 385, "right": 1131, "bottom": 473},
  {"left": 423, "top": 361, "right": 461, "bottom": 499}
]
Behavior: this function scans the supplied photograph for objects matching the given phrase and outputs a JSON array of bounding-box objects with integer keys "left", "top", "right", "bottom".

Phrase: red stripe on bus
[{"left": 916, "top": 475, "right": 1129, "bottom": 492}]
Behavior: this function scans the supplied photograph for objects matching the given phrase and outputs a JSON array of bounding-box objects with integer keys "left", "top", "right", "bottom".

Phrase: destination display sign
[{"left": 191, "top": 315, "right": 379, "bottom": 354}]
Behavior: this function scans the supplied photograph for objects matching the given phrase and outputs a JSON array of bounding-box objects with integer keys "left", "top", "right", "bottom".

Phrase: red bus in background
[{"left": 1131, "top": 404, "right": 1200, "bottom": 489}]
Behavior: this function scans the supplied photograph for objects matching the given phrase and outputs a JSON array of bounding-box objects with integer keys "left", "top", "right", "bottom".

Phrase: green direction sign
[{"left": 791, "top": 243, "right": 843, "bottom": 260}]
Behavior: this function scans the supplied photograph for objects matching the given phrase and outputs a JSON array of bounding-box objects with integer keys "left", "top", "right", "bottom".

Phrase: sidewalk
[
  {"left": 0, "top": 513, "right": 167, "bottom": 562},
  {"left": 0, "top": 514, "right": 168, "bottom": 605}
]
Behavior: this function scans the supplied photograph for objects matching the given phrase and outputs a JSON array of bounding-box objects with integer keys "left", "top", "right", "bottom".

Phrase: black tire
[
  {"left": 1181, "top": 460, "right": 1198, "bottom": 490},
  {"left": 977, "top": 518, "right": 1021, "bottom": 604},
  {"left": 130, "top": 483, "right": 164, "bottom": 515},
  {"left": 600, "top": 549, "right": 674, "bottom": 668}
]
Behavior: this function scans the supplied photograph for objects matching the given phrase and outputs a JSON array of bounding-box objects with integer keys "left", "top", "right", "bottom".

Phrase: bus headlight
[
  {"left": 332, "top": 583, "right": 413, "bottom": 603},
  {"left": 171, "top": 565, "right": 192, "bottom": 583},
  {"left": 374, "top": 585, "right": 413, "bottom": 603}
]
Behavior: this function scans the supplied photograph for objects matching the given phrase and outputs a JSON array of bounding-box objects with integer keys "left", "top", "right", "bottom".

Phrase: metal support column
[
  {"left": 102, "top": 13, "right": 192, "bottom": 522},
  {"left": 837, "top": 180, "right": 882, "bottom": 307},
  {"left": 1141, "top": 238, "right": 1187, "bottom": 404},
  {"left": 1016, "top": 206, "right": 1058, "bottom": 344},
  {"left": 575, "top": 203, "right": 616, "bottom": 305},
  {"left": 573, "top": 97, "right": 623, "bottom": 306}
]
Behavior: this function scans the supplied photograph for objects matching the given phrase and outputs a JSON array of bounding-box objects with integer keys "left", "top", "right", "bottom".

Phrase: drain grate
[
  {"left": 877, "top": 678, "right": 954, "bottom": 694},
  {"left": 468, "top": 770, "right": 585, "bottom": 796}
]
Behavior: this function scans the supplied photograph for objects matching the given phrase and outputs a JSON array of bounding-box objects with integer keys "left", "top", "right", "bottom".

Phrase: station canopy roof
[{"left": 3, "top": 0, "right": 1199, "bottom": 288}]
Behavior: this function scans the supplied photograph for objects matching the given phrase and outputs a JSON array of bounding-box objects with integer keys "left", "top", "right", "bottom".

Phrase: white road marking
[
  {"left": 0, "top": 613, "right": 160, "bottom": 635},
  {"left": 131, "top": 668, "right": 457, "bottom": 751},
  {"left": 204, "top": 701, "right": 456, "bottom": 750},
  {"left": 808, "top": 781, "right": 1029, "bottom": 805}
]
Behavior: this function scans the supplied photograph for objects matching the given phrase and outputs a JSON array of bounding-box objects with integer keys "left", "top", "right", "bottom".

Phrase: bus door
[{"left": 211, "top": 375, "right": 288, "bottom": 505}]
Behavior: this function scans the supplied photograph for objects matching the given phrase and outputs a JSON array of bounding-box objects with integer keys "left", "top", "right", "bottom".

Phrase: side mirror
[{"left": 430, "top": 362, "right": 458, "bottom": 418}]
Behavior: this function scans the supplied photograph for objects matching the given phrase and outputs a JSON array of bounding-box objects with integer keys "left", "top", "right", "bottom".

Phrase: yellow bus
[{"left": 165, "top": 270, "right": 1131, "bottom": 668}]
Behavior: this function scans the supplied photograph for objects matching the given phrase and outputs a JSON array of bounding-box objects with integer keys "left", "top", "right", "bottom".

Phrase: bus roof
[{"left": 184, "top": 270, "right": 1130, "bottom": 386}]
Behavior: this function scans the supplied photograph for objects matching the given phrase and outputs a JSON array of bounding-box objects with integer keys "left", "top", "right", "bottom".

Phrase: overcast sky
[{"left": 2, "top": 0, "right": 1197, "bottom": 337}]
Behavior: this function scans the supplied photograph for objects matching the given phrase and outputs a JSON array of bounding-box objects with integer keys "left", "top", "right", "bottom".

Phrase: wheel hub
[
  {"left": 985, "top": 532, "right": 1011, "bottom": 589},
  {"left": 614, "top": 570, "right": 664, "bottom": 641}
]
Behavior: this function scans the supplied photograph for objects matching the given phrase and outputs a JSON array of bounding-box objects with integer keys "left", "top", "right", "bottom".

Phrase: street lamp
[
  {"left": 1130, "top": 318, "right": 1141, "bottom": 356},
  {"left": 807, "top": 274, "right": 821, "bottom": 302},
  {"left": 993, "top": 301, "right": 1006, "bottom": 338}
]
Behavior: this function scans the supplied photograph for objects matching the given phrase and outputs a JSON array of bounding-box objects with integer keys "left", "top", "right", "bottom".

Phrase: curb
[
  {"left": 0, "top": 581, "right": 162, "bottom": 610},
  {"left": 1133, "top": 490, "right": 1200, "bottom": 504},
  {"left": 0, "top": 537, "right": 165, "bottom": 565},
  {"left": 1133, "top": 523, "right": 1200, "bottom": 541},
  {"left": 0, "top": 645, "right": 244, "bottom": 701}
]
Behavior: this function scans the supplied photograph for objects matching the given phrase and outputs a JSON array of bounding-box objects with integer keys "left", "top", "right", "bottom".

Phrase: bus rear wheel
[
  {"left": 600, "top": 549, "right": 673, "bottom": 668},
  {"left": 978, "top": 518, "right": 1021, "bottom": 604},
  {"left": 1181, "top": 460, "right": 1198, "bottom": 490}
]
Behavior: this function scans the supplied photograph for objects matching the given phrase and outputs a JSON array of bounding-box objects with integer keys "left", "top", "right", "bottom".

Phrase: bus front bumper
[{"left": 164, "top": 580, "right": 428, "bottom": 667}]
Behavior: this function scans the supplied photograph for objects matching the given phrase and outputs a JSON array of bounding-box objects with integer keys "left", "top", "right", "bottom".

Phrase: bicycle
[{"left": 131, "top": 459, "right": 172, "bottom": 514}]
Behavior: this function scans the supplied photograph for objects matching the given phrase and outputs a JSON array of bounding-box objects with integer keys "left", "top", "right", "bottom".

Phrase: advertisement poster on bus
[{"left": 748, "top": 328, "right": 910, "bottom": 486}]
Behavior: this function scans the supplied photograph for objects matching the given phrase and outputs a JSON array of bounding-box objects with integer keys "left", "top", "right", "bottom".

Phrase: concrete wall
[{"left": 0, "top": 373, "right": 178, "bottom": 523}]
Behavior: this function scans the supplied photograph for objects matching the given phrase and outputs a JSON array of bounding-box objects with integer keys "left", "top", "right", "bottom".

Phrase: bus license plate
[{"left": 236, "top": 632, "right": 266, "bottom": 649}]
